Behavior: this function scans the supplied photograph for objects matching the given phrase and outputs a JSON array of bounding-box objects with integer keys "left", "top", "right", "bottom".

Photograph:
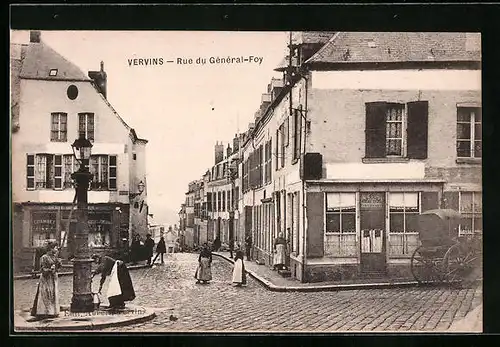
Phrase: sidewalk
[
  {"left": 214, "top": 251, "right": 423, "bottom": 292},
  {"left": 447, "top": 304, "right": 482, "bottom": 332},
  {"left": 13, "top": 262, "right": 151, "bottom": 280},
  {"left": 14, "top": 304, "right": 156, "bottom": 331}
]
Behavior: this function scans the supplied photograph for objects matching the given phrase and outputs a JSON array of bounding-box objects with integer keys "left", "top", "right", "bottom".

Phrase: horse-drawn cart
[{"left": 410, "top": 209, "right": 482, "bottom": 286}]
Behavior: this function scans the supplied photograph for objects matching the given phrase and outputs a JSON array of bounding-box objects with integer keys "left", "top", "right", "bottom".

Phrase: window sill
[
  {"left": 362, "top": 157, "right": 410, "bottom": 164},
  {"left": 456, "top": 158, "right": 481, "bottom": 165}
]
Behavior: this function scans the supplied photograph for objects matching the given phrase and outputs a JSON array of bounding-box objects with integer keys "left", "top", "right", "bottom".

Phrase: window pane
[
  {"left": 473, "top": 217, "right": 482, "bottom": 232},
  {"left": 457, "top": 123, "right": 471, "bottom": 140},
  {"left": 27, "top": 167, "right": 34, "bottom": 176},
  {"left": 27, "top": 178, "right": 34, "bottom": 188},
  {"left": 55, "top": 167, "right": 62, "bottom": 176},
  {"left": 457, "top": 108, "right": 471, "bottom": 122},
  {"left": 474, "top": 192, "right": 482, "bottom": 213},
  {"left": 54, "top": 155, "right": 62, "bottom": 165},
  {"left": 461, "top": 192, "right": 473, "bottom": 213},
  {"left": 326, "top": 213, "right": 340, "bottom": 233},
  {"left": 473, "top": 109, "right": 482, "bottom": 122},
  {"left": 457, "top": 141, "right": 471, "bottom": 157},
  {"left": 389, "top": 193, "right": 405, "bottom": 212},
  {"left": 55, "top": 178, "right": 62, "bottom": 188},
  {"left": 405, "top": 213, "right": 419, "bottom": 233},
  {"left": 79, "top": 114, "right": 86, "bottom": 132},
  {"left": 474, "top": 141, "right": 482, "bottom": 158},
  {"left": 109, "top": 167, "right": 116, "bottom": 177},
  {"left": 390, "top": 213, "right": 404, "bottom": 232},
  {"left": 27, "top": 155, "right": 34, "bottom": 165},
  {"left": 474, "top": 123, "right": 482, "bottom": 140},
  {"left": 461, "top": 217, "right": 473, "bottom": 233},
  {"left": 342, "top": 213, "right": 356, "bottom": 233},
  {"left": 386, "top": 139, "right": 402, "bottom": 156},
  {"left": 109, "top": 155, "right": 116, "bottom": 166},
  {"left": 326, "top": 193, "right": 340, "bottom": 210}
]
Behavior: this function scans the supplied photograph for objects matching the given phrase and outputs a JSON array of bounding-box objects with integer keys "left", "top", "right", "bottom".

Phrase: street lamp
[{"left": 69, "top": 132, "right": 94, "bottom": 313}]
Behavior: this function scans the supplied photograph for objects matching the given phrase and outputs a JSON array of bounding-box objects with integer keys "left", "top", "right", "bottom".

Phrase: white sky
[{"left": 11, "top": 30, "right": 288, "bottom": 221}]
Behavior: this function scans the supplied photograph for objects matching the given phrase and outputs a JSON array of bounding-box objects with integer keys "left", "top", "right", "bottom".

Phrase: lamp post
[{"left": 70, "top": 132, "right": 94, "bottom": 313}]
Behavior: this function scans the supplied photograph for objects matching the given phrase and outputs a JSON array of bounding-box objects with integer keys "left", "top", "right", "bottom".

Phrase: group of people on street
[
  {"left": 29, "top": 231, "right": 288, "bottom": 320},
  {"left": 130, "top": 233, "right": 167, "bottom": 266},
  {"left": 30, "top": 242, "right": 137, "bottom": 320},
  {"left": 194, "top": 242, "right": 247, "bottom": 286}
]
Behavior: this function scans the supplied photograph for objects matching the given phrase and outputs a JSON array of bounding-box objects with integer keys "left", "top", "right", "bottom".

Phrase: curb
[
  {"left": 14, "top": 305, "right": 156, "bottom": 331},
  {"left": 212, "top": 252, "right": 467, "bottom": 292},
  {"left": 13, "top": 264, "right": 151, "bottom": 280}
]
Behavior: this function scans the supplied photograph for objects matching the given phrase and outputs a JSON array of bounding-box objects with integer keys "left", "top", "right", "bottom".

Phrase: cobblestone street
[{"left": 13, "top": 253, "right": 482, "bottom": 332}]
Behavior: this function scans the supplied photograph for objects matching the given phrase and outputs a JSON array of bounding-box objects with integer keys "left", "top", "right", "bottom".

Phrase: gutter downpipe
[{"left": 301, "top": 73, "right": 309, "bottom": 283}]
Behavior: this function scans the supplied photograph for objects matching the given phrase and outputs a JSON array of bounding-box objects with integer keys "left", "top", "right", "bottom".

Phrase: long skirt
[
  {"left": 274, "top": 244, "right": 286, "bottom": 266},
  {"left": 195, "top": 257, "right": 212, "bottom": 281},
  {"left": 31, "top": 272, "right": 59, "bottom": 317},
  {"left": 232, "top": 259, "right": 247, "bottom": 285},
  {"left": 107, "top": 261, "right": 136, "bottom": 306}
]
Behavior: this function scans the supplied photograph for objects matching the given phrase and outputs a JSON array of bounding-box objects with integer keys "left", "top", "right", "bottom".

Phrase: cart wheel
[
  {"left": 411, "top": 245, "right": 444, "bottom": 284},
  {"left": 443, "top": 243, "right": 481, "bottom": 287}
]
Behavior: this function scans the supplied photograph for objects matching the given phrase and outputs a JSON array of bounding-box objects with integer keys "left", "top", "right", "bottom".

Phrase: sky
[{"left": 11, "top": 30, "right": 288, "bottom": 225}]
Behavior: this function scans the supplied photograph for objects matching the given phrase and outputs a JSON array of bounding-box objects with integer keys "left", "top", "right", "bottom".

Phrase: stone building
[{"left": 11, "top": 31, "right": 149, "bottom": 272}]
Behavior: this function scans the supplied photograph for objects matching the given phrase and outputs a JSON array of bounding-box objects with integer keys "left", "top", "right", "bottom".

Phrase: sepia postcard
[{"left": 10, "top": 29, "right": 482, "bottom": 333}]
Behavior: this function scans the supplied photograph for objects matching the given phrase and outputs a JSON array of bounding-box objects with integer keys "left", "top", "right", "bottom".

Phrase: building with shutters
[
  {"left": 11, "top": 31, "right": 149, "bottom": 272},
  {"left": 239, "top": 32, "right": 481, "bottom": 282}
]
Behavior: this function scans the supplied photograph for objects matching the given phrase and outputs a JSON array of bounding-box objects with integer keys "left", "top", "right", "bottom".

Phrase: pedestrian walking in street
[
  {"left": 92, "top": 254, "right": 136, "bottom": 310},
  {"left": 130, "top": 233, "right": 141, "bottom": 264},
  {"left": 245, "top": 234, "right": 253, "bottom": 261},
  {"left": 232, "top": 249, "right": 247, "bottom": 287},
  {"left": 30, "top": 242, "right": 62, "bottom": 319},
  {"left": 152, "top": 236, "right": 166, "bottom": 265},
  {"left": 144, "top": 233, "right": 155, "bottom": 266},
  {"left": 273, "top": 232, "right": 287, "bottom": 271},
  {"left": 229, "top": 238, "right": 235, "bottom": 258},
  {"left": 212, "top": 237, "right": 221, "bottom": 252},
  {"left": 195, "top": 244, "right": 212, "bottom": 284}
]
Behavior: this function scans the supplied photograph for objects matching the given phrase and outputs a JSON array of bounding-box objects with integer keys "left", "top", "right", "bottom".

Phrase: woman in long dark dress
[
  {"left": 152, "top": 236, "right": 166, "bottom": 264},
  {"left": 31, "top": 242, "right": 62, "bottom": 318},
  {"left": 195, "top": 244, "right": 212, "bottom": 284},
  {"left": 92, "top": 254, "right": 136, "bottom": 310}
]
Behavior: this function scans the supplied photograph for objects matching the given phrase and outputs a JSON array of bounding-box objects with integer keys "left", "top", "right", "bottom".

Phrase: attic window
[{"left": 49, "top": 69, "right": 58, "bottom": 76}]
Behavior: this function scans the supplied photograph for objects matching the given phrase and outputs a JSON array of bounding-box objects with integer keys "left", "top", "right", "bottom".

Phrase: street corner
[{"left": 13, "top": 304, "right": 156, "bottom": 332}]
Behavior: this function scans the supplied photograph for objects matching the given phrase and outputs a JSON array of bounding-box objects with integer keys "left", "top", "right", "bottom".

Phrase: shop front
[
  {"left": 13, "top": 203, "right": 130, "bottom": 273},
  {"left": 303, "top": 180, "right": 445, "bottom": 283}
]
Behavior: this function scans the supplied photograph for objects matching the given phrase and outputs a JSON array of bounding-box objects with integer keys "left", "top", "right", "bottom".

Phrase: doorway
[{"left": 360, "top": 192, "right": 387, "bottom": 273}]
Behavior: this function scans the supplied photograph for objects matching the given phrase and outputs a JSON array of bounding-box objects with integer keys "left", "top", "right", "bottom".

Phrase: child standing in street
[{"left": 232, "top": 249, "right": 246, "bottom": 287}]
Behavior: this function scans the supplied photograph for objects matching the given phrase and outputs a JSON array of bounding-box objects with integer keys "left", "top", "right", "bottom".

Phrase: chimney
[
  {"left": 88, "top": 61, "right": 108, "bottom": 99},
  {"left": 30, "top": 31, "right": 41, "bottom": 43},
  {"left": 215, "top": 141, "right": 224, "bottom": 164},
  {"left": 233, "top": 134, "right": 239, "bottom": 153},
  {"left": 227, "top": 144, "right": 232, "bottom": 157}
]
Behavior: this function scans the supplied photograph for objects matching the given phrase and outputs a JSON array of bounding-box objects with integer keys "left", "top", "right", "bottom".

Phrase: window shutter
[
  {"left": 407, "top": 101, "right": 429, "bottom": 159},
  {"left": 365, "top": 102, "right": 387, "bottom": 158},
  {"left": 421, "top": 192, "right": 439, "bottom": 212},
  {"left": 443, "top": 191, "right": 459, "bottom": 210}
]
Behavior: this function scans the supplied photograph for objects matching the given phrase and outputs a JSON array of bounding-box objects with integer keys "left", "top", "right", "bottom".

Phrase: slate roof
[
  {"left": 306, "top": 32, "right": 481, "bottom": 65},
  {"left": 292, "top": 31, "right": 337, "bottom": 45},
  {"left": 19, "top": 40, "right": 90, "bottom": 80}
]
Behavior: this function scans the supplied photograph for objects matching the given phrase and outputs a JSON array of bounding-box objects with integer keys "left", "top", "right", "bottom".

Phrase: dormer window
[{"left": 49, "top": 69, "right": 58, "bottom": 76}]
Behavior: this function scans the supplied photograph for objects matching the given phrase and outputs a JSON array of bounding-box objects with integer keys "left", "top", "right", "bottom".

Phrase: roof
[
  {"left": 306, "top": 32, "right": 481, "bottom": 65},
  {"left": 19, "top": 40, "right": 90, "bottom": 81},
  {"left": 292, "top": 31, "right": 337, "bottom": 45}
]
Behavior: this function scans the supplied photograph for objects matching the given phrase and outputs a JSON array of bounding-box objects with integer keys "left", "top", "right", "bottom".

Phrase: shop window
[
  {"left": 32, "top": 211, "right": 57, "bottom": 248},
  {"left": 88, "top": 212, "right": 112, "bottom": 248},
  {"left": 388, "top": 192, "right": 420, "bottom": 256},
  {"left": 457, "top": 107, "right": 482, "bottom": 158},
  {"left": 325, "top": 193, "right": 356, "bottom": 257}
]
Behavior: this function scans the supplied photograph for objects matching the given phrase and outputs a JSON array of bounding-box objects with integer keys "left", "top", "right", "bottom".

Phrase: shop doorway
[{"left": 360, "top": 192, "right": 387, "bottom": 274}]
